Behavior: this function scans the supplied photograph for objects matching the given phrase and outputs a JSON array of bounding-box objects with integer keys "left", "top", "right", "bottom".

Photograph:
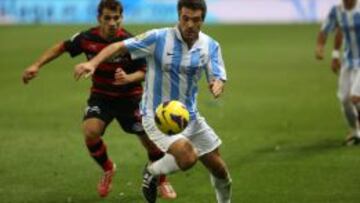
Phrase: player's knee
[
  {"left": 176, "top": 145, "right": 198, "bottom": 171},
  {"left": 169, "top": 140, "right": 198, "bottom": 170},
  {"left": 204, "top": 149, "right": 230, "bottom": 179},
  {"left": 82, "top": 124, "right": 102, "bottom": 139},
  {"left": 177, "top": 151, "right": 197, "bottom": 171},
  {"left": 82, "top": 119, "right": 105, "bottom": 139},
  {"left": 178, "top": 157, "right": 197, "bottom": 171}
]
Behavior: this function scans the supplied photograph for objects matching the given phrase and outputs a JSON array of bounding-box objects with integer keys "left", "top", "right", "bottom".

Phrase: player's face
[
  {"left": 343, "top": 0, "right": 357, "bottom": 10},
  {"left": 98, "top": 8, "right": 122, "bottom": 38},
  {"left": 178, "top": 7, "right": 204, "bottom": 46}
]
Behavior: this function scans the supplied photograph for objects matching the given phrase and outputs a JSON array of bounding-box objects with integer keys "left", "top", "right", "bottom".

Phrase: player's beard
[{"left": 184, "top": 29, "right": 198, "bottom": 44}]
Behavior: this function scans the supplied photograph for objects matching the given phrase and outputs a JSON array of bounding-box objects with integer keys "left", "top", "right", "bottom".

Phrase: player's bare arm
[
  {"left": 74, "top": 41, "right": 128, "bottom": 80},
  {"left": 209, "top": 79, "right": 225, "bottom": 98},
  {"left": 331, "top": 27, "right": 343, "bottom": 74},
  {"left": 316, "top": 31, "right": 327, "bottom": 60},
  {"left": 22, "top": 42, "right": 65, "bottom": 84},
  {"left": 113, "top": 68, "right": 145, "bottom": 85}
]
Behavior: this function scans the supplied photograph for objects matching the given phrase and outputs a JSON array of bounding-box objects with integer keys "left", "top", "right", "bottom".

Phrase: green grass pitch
[{"left": 1, "top": 24, "right": 360, "bottom": 202}]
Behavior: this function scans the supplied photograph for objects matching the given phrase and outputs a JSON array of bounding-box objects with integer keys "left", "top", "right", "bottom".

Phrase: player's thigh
[
  {"left": 113, "top": 97, "right": 143, "bottom": 133},
  {"left": 142, "top": 115, "right": 186, "bottom": 152},
  {"left": 116, "top": 112, "right": 160, "bottom": 151},
  {"left": 115, "top": 108, "right": 144, "bottom": 135},
  {"left": 82, "top": 118, "right": 107, "bottom": 138},
  {"left": 83, "top": 95, "right": 114, "bottom": 136},
  {"left": 184, "top": 116, "right": 222, "bottom": 157}
]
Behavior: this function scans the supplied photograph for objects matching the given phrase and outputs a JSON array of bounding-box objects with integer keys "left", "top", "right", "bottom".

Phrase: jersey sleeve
[
  {"left": 204, "top": 40, "right": 227, "bottom": 83},
  {"left": 321, "top": 6, "right": 338, "bottom": 35},
  {"left": 123, "top": 29, "right": 158, "bottom": 60},
  {"left": 63, "top": 32, "right": 83, "bottom": 57}
]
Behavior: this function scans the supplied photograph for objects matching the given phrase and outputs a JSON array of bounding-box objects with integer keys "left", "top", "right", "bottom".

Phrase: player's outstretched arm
[
  {"left": 74, "top": 41, "right": 128, "bottom": 80},
  {"left": 22, "top": 42, "right": 66, "bottom": 84},
  {"left": 315, "top": 31, "right": 327, "bottom": 60},
  {"left": 113, "top": 68, "right": 145, "bottom": 85},
  {"left": 209, "top": 79, "right": 225, "bottom": 99}
]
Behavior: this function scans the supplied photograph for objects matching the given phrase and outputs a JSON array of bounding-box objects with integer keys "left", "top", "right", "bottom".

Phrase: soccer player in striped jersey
[
  {"left": 315, "top": 0, "right": 360, "bottom": 145},
  {"left": 21, "top": 0, "right": 176, "bottom": 199},
  {"left": 74, "top": 0, "right": 232, "bottom": 202}
]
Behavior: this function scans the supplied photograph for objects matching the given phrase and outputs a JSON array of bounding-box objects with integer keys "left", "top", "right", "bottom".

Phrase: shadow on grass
[
  {"left": 57, "top": 194, "right": 144, "bottom": 203},
  {"left": 260, "top": 138, "right": 343, "bottom": 153},
  {"left": 239, "top": 138, "right": 358, "bottom": 165}
]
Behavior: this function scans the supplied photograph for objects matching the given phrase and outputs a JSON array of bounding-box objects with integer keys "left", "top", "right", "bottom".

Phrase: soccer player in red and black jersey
[{"left": 21, "top": 0, "right": 176, "bottom": 199}]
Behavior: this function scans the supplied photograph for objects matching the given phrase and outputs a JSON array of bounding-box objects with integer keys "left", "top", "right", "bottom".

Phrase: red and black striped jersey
[{"left": 63, "top": 27, "right": 145, "bottom": 98}]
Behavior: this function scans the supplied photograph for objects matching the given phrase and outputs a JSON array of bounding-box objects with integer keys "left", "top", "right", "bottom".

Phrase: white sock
[
  {"left": 148, "top": 153, "right": 180, "bottom": 176},
  {"left": 341, "top": 101, "right": 358, "bottom": 130},
  {"left": 210, "top": 174, "right": 232, "bottom": 203}
]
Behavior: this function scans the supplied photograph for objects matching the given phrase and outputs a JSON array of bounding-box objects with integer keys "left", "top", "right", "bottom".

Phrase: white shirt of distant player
[{"left": 322, "top": 2, "right": 360, "bottom": 69}]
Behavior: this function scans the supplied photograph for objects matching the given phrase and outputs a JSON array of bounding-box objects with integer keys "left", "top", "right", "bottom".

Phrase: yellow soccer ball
[{"left": 154, "top": 100, "right": 190, "bottom": 135}]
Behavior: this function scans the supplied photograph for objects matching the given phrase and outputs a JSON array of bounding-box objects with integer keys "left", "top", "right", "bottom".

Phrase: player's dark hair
[
  {"left": 177, "top": 0, "right": 207, "bottom": 20},
  {"left": 98, "top": 0, "right": 123, "bottom": 16}
]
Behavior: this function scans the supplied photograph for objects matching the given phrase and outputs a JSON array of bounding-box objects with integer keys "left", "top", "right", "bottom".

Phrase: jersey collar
[{"left": 174, "top": 25, "right": 203, "bottom": 51}]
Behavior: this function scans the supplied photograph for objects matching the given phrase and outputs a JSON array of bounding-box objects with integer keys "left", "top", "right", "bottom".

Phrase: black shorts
[{"left": 83, "top": 94, "right": 144, "bottom": 135}]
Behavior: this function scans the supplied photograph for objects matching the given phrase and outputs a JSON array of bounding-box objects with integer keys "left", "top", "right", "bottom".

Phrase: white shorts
[
  {"left": 338, "top": 67, "right": 360, "bottom": 101},
  {"left": 142, "top": 115, "right": 222, "bottom": 157}
]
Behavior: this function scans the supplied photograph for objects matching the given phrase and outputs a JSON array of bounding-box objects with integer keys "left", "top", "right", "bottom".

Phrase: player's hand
[
  {"left": 22, "top": 65, "right": 39, "bottom": 84},
  {"left": 74, "top": 62, "right": 96, "bottom": 81},
  {"left": 331, "top": 58, "right": 341, "bottom": 74},
  {"left": 209, "top": 79, "right": 225, "bottom": 98},
  {"left": 315, "top": 46, "right": 324, "bottom": 60},
  {"left": 113, "top": 68, "right": 131, "bottom": 85}
]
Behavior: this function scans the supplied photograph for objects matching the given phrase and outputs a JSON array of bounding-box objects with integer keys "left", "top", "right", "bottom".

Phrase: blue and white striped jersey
[
  {"left": 123, "top": 26, "right": 227, "bottom": 119},
  {"left": 322, "top": 3, "right": 360, "bottom": 69}
]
